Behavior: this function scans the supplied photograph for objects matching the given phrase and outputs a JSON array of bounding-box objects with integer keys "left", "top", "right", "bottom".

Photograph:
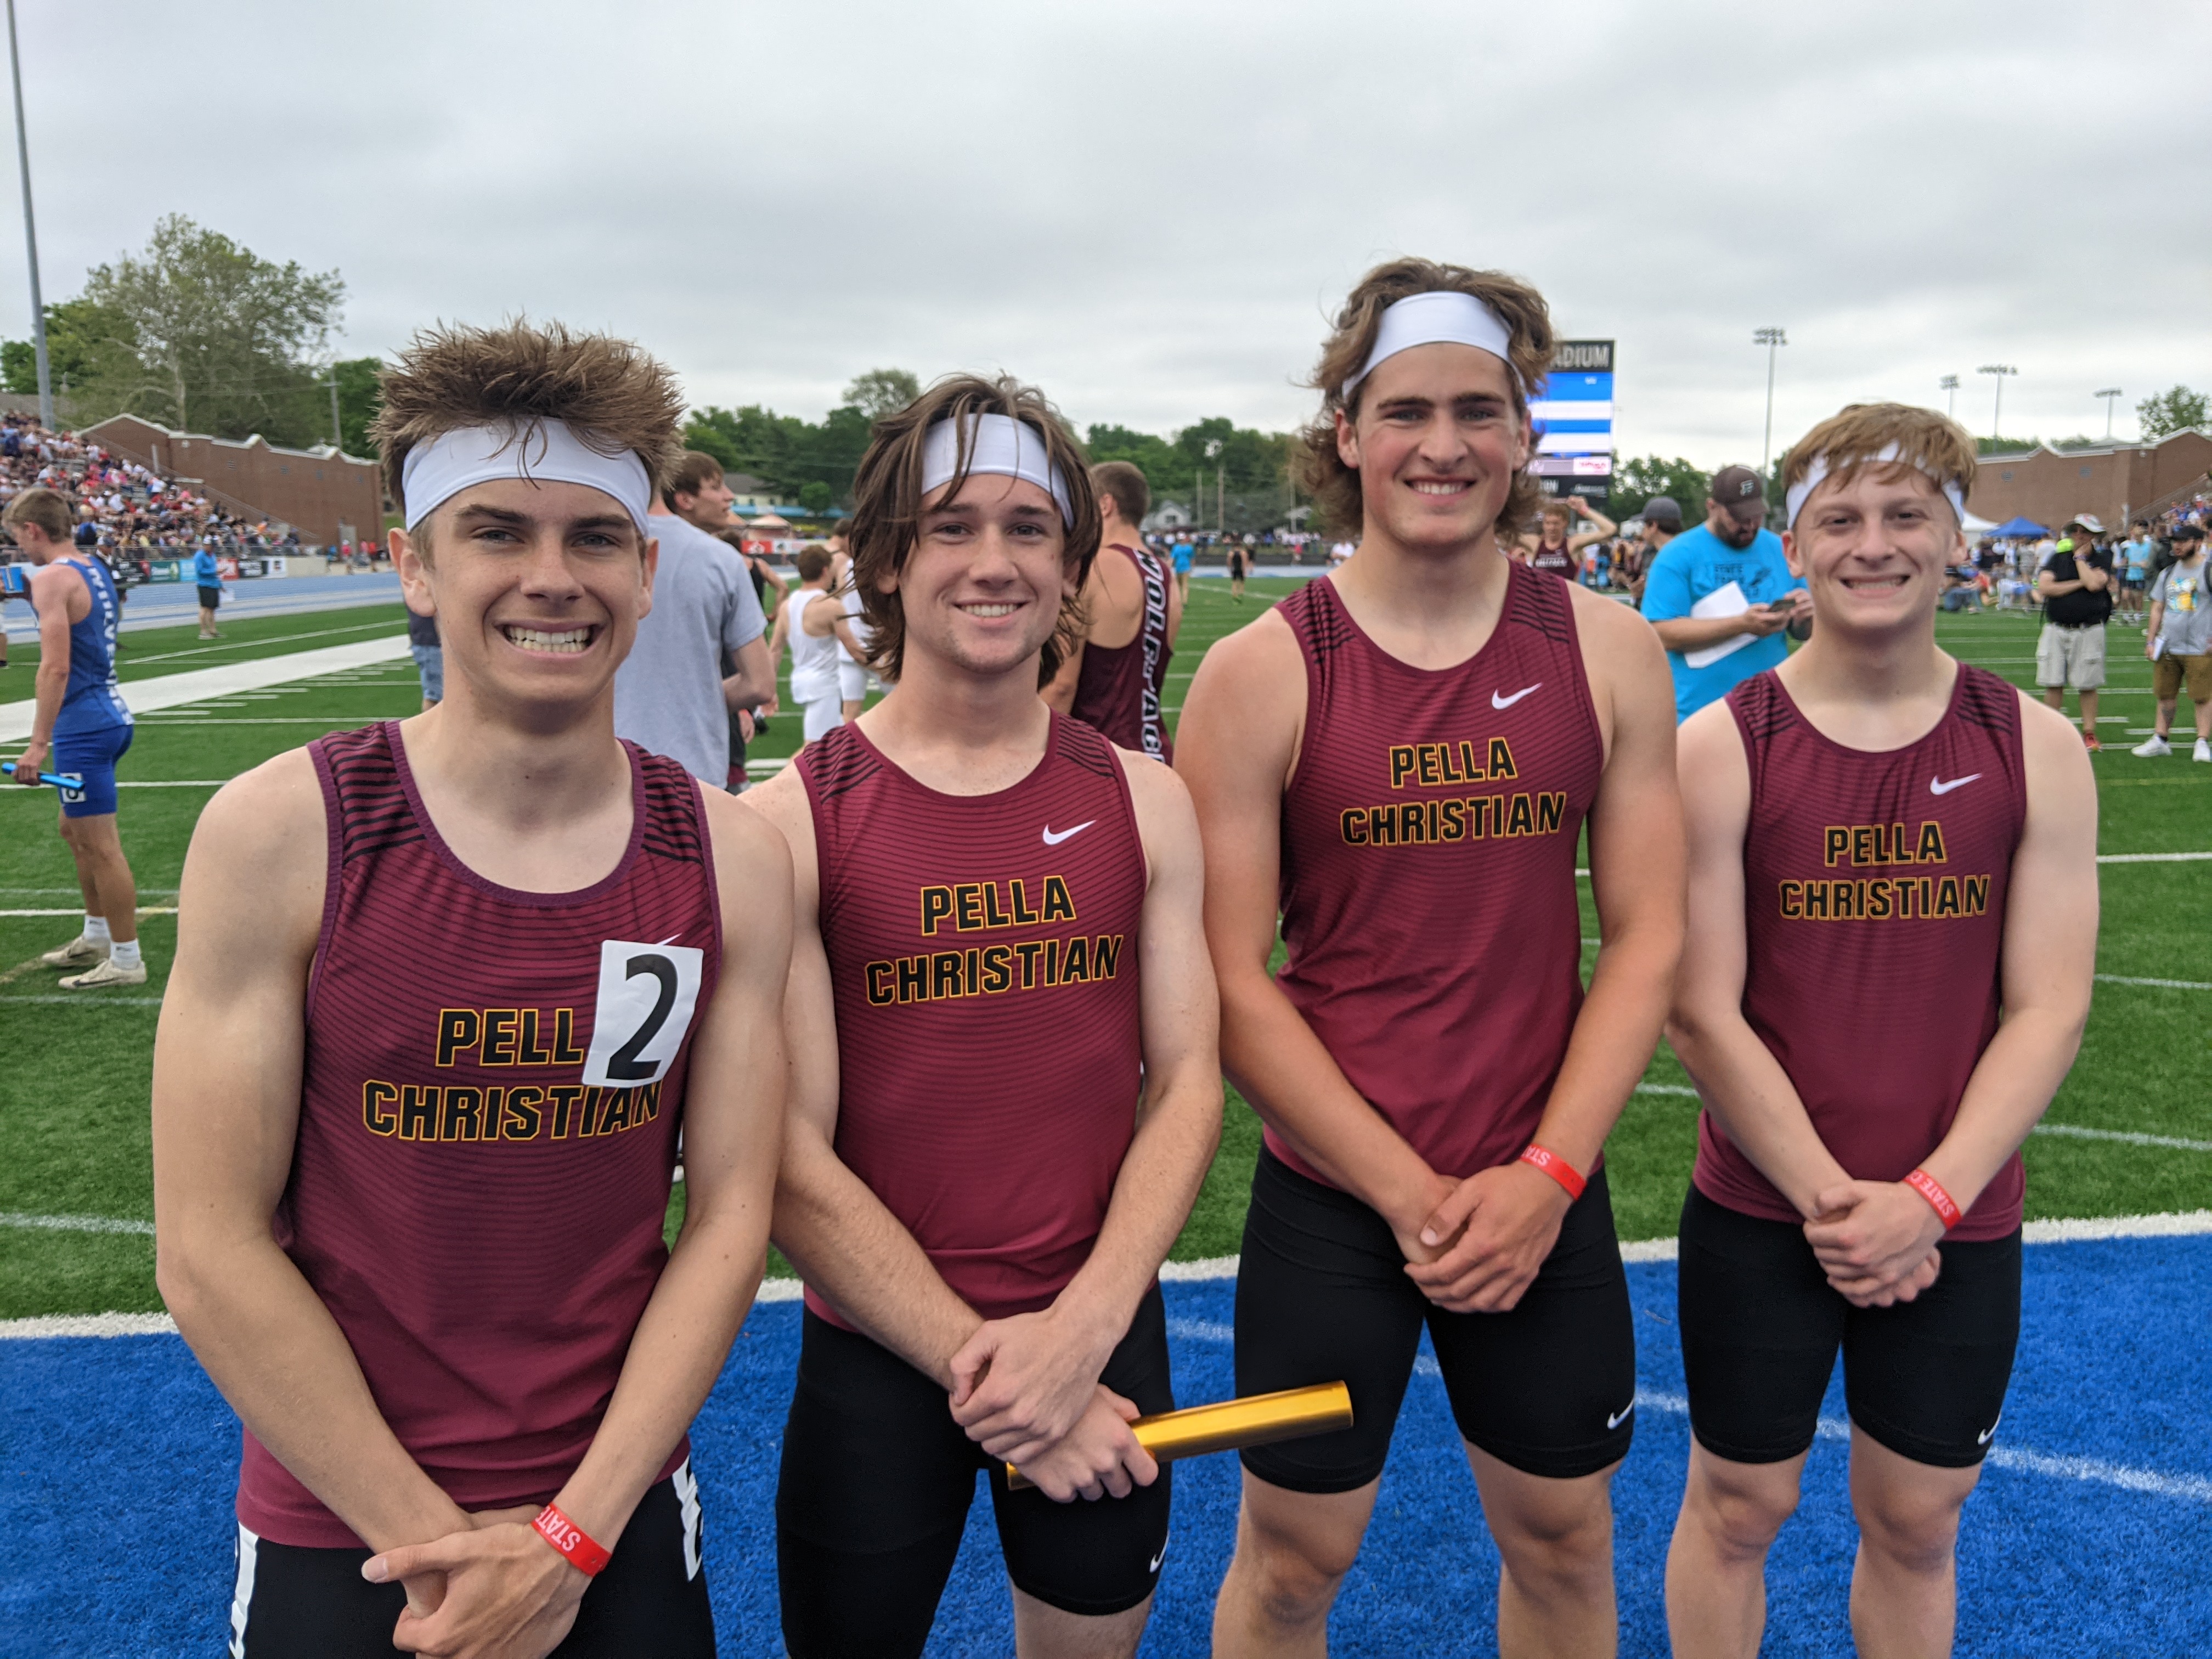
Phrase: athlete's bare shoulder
[
  {"left": 1185, "top": 603, "right": 1304, "bottom": 706},
  {"left": 1175, "top": 603, "right": 1307, "bottom": 789},
  {"left": 179, "top": 746, "right": 329, "bottom": 963},
  {"left": 2012, "top": 687, "right": 2097, "bottom": 810},
  {"left": 735, "top": 763, "right": 812, "bottom": 847},
  {"left": 697, "top": 776, "right": 794, "bottom": 876},
  {"left": 1113, "top": 745, "right": 1199, "bottom": 850},
  {"left": 1564, "top": 583, "right": 1672, "bottom": 758}
]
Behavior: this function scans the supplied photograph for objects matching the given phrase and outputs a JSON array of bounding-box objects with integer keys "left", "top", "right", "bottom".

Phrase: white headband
[
  {"left": 1344, "top": 290, "right": 1520, "bottom": 394},
  {"left": 919, "top": 413, "right": 1074, "bottom": 527},
  {"left": 400, "top": 420, "right": 654, "bottom": 535},
  {"left": 1785, "top": 443, "right": 1966, "bottom": 531}
]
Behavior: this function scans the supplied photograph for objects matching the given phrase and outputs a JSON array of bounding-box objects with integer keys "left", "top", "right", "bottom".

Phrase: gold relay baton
[{"left": 1005, "top": 1381, "right": 1353, "bottom": 1492}]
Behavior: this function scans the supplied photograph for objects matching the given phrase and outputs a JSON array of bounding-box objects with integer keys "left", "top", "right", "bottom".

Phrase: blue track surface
[
  {"left": 4, "top": 572, "right": 404, "bottom": 640},
  {"left": 5, "top": 1240, "right": 2209, "bottom": 1656}
]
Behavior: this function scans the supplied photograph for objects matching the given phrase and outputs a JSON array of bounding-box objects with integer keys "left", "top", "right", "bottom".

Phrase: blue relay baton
[{"left": 2, "top": 761, "right": 84, "bottom": 789}]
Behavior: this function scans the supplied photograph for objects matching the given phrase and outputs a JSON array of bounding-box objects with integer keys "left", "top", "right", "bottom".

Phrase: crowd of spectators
[{"left": 0, "top": 415, "right": 301, "bottom": 578}]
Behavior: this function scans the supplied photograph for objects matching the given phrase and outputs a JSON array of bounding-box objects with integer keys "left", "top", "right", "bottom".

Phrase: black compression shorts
[
  {"left": 1677, "top": 1184, "right": 2021, "bottom": 1469},
  {"left": 227, "top": 1467, "right": 713, "bottom": 1658},
  {"left": 1234, "top": 1146, "right": 1637, "bottom": 1491},
  {"left": 776, "top": 1286, "right": 1173, "bottom": 1658}
]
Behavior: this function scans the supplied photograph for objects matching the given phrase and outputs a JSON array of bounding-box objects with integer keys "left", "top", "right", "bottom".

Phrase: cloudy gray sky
[{"left": 10, "top": 0, "right": 2209, "bottom": 467}]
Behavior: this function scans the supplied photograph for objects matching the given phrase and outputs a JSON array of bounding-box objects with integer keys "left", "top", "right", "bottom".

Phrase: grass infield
[{"left": 2, "top": 583, "right": 2207, "bottom": 1318}]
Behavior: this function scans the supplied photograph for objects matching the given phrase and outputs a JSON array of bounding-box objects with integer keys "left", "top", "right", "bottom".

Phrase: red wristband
[
  {"left": 532, "top": 1504, "right": 611, "bottom": 1577},
  {"left": 1904, "top": 1168, "right": 1962, "bottom": 1230},
  {"left": 1519, "top": 1143, "right": 1586, "bottom": 1201}
]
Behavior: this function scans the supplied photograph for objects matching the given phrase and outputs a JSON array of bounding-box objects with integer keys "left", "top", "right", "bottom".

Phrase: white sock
[
  {"left": 108, "top": 938, "right": 142, "bottom": 971},
  {"left": 83, "top": 915, "right": 111, "bottom": 945}
]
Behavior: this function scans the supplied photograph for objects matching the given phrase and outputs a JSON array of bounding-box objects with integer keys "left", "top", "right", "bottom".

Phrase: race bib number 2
[{"left": 581, "top": 939, "right": 706, "bottom": 1089}]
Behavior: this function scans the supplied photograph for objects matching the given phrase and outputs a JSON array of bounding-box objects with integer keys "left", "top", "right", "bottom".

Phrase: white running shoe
[
  {"left": 59, "top": 955, "right": 148, "bottom": 990},
  {"left": 2197, "top": 738, "right": 2212, "bottom": 764},
  {"left": 2131, "top": 735, "right": 2172, "bottom": 758},
  {"left": 41, "top": 933, "right": 108, "bottom": 968}
]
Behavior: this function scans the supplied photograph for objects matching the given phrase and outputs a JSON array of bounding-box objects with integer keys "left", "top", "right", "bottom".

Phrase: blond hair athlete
[{"left": 1663, "top": 404, "right": 2096, "bottom": 1658}]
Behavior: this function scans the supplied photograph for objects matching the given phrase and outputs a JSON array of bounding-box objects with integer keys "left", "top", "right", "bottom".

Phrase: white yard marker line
[
  {"left": 2096, "top": 973, "right": 2212, "bottom": 990},
  {"left": 0, "top": 635, "right": 411, "bottom": 742},
  {"left": 1, "top": 1211, "right": 153, "bottom": 1235},
  {"left": 0, "top": 906, "right": 177, "bottom": 917},
  {"left": 2033, "top": 1124, "right": 2212, "bottom": 1152},
  {"left": 0, "top": 995, "right": 164, "bottom": 1006},
  {"left": 2097, "top": 851, "right": 2212, "bottom": 864},
  {"left": 0, "top": 1312, "right": 176, "bottom": 1339}
]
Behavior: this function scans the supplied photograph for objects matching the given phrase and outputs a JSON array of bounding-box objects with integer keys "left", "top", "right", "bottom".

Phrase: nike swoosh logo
[
  {"left": 1929, "top": 774, "right": 1982, "bottom": 796},
  {"left": 1607, "top": 1403, "right": 1634, "bottom": 1430},
  {"left": 1492, "top": 683, "right": 1541, "bottom": 710},
  {"left": 1041, "top": 820, "right": 1095, "bottom": 847},
  {"left": 1149, "top": 1543, "right": 1168, "bottom": 1572},
  {"left": 1977, "top": 1415, "right": 2001, "bottom": 1446}
]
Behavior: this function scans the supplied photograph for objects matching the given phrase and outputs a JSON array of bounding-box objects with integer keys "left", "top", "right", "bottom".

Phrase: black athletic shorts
[
  {"left": 227, "top": 1465, "right": 712, "bottom": 1658},
  {"left": 1234, "top": 1146, "right": 1637, "bottom": 1492},
  {"left": 1677, "top": 1184, "right": 2021, "bottom": 1469},
  {"left": 777, "top": 1286, "right": 1174, "bottom": 1657}
]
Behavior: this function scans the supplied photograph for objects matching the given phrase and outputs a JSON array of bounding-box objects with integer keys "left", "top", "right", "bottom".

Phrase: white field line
[
  {"left": 2096, "top": 974, "right": 2212, "bottom": 990},
  {"left": 0, "top": 906, "right": 176, "bottom": 917},
  {"left": 2097, "top": 851, "right": 2212, "bottom": 863},
  {"left": 2033, "top": 1123, "right": 2212, "bottom": 1153},
  {"left": 0, "top": 635, "right": 411, "bottom": 742},
  {"left": 0, "top": 995, "right": 164, "bottom": 1006},
  {"left": 1, "top": 1211, "right": 153, "bottom": 1235}
]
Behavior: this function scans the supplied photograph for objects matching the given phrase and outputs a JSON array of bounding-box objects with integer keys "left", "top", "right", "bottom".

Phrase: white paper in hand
[{"left": 1684, "top": 580, "right": 1757, "bottom": 669}]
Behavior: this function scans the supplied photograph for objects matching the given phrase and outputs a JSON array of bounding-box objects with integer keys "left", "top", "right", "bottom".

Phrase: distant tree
[
  {"left": 331, "top": 356, "right": 382, "bottom": 456},
  {"left": 2137, "top": 385, "right": 2209, "bottom": 442},
  {"left": 842, "top": 368, "right": 922, "bottom": 422},
  {"left": 2, "top": 298, "right": 138, "bottom": 407},
  {"left": 1976, "top": 436, "right": 2040, "bottom": 457},
  {"left": 71, "top": 214, "right": 343, "bottom": 445},
  {"left": 798, "top": 480, "right": 834, "bottom": 516},
  {"left": 1610, "top": 455, "right": 1710, "bottom": 522},
  {"left": 685, "top": 402, "right": 873, "bottom": 504}
]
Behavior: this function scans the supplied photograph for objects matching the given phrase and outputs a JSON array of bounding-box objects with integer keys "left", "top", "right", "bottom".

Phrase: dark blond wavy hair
[{"left": 1295, "top": 258, "right": 1555, "bottom": 540}]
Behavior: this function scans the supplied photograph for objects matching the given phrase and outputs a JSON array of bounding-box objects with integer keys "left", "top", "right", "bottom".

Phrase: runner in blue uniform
[{"left": 5, "top": 487, "right": 144, "bottom": 988}]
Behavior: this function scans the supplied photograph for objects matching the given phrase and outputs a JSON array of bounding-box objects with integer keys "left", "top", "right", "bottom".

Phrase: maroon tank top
[
  {"left": 1693, "top": 665, "right": 2028, "bottom": 1240},
  {"left": 1070, "top": 542, "right": 1176, "bottom": 761},
  {"left": 798, "top": 714, "right": 1146, "bottom": 1326},
  {"left": 1528, "top": 541, "right": 1576, "bottom": 578},
  {"left": 1273, "top": 566, "right": 1603, "bottom": 1186},
  {"left": 238, "top": 723, "right": 719, "bottom": 1547}
]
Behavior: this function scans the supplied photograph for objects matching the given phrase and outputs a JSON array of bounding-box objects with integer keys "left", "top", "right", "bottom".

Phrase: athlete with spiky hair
[{"left": 154, "top": 321, "right": 791, "bottom": 1657}]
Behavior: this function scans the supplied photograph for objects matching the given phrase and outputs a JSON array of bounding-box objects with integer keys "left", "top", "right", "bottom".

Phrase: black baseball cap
[
  {"left": 2174, "top": 522, "right": 2205, "bottom": 542},
  {"left": 1709, "top": 466, "right": 1764, "bottom": 503},
  {"left": 1643, "top": 496, "right": 1683, "bottom": 529}
]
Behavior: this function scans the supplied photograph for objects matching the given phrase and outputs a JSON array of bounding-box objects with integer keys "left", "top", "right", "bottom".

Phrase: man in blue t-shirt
[
  {"left": 191, "top": 543, "right": 222, "bottom": 639},
  {"left": 1639, "top": 465, "right": 1810, "bottom": 720},
  {"left": 2118, "top": 518, "right": 2155, "bottom": 624}
]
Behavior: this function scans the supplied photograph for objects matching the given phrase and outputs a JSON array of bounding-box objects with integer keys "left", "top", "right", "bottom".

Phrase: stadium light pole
[
  {"left": 2095, "top": 387, "right": 2123, "bottom": 441},
  {"left": 5, "top": 0, "right": 52, "bottom": 431},
  {"left": 1977, "top": 365, "right": 2017, "bottom": 442},
  {"left": 1940, "top": 374, "right": 1960, "bottom": 419},
  {"left": 1754, "top": 327, "right": 1786, "bottom": 472}
]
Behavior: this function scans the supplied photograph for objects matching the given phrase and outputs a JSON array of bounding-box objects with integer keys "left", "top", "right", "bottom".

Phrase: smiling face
[
  {"left": 887, "top": 472, "right": 1074, "bottom": 681},
  {"left": 395, "top": 476, "right": 655, "bottom": 717},
  {"left": 1784, "top": 462, "right": 1962, "bottom": 639},
  {"left": 1334, "top": 345, "right": 1530, "bottom": 556}
]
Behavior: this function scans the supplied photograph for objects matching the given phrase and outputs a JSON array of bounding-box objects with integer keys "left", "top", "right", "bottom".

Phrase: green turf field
[{"left": 3, "top": 583, "right": 2207, "bottom": 1318}]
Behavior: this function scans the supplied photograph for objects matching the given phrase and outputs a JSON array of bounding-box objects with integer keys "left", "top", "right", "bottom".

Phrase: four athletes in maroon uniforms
[
  {"left": 1663, "top": 403, "right": 2097, "bottom": 1657},
  {"left": 1178, "top": 261, "right": 1686, "bottom": 1655},
  {"left": 1044, "top": 459, "right": 1182, "bottom": 761},
  {"left": 744, "top": 376, "right": 1221, "bottom": 1659},
  {"left": 153, "top": 323, "right": 792, "bottom": 1658}
]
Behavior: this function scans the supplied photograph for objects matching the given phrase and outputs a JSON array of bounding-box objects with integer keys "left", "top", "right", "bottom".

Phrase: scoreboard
[{"left": 1531, "top": 339, "right": 1613, "bottom": 501}]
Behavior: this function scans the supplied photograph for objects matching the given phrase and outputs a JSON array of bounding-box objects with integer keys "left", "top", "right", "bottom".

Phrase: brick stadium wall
[
  {"left": 1967, "top": 431, "right": 2212, "bottom": 532},
  {"left": 81, "top": 414, "right": 385, "bottom": 548}
]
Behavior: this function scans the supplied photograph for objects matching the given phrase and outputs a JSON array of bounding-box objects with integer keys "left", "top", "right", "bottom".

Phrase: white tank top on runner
[{"left": 788, "top": 589, "right": 843, "bottom": 705}]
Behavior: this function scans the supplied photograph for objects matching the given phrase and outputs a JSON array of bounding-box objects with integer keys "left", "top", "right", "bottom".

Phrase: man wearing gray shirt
[
  {"left": 2131, "top": 522, "right": 2212, "bottom": 762},
  {"left": 614, "top": 450, "right": 773, "bottom": 787}
]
